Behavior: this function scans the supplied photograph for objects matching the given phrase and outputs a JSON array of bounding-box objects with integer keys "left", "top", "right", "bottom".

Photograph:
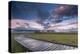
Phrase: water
[{"left": 15, "top": 35, "right": 76, "bottom": 51}]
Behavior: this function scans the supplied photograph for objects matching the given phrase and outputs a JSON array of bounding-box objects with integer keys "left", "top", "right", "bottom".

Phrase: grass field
[
  {"left": 30, "top": 33, "right": 78, "bottom": 46},
  {"left": 11, "top": 32, "right": 78, "bottom": 52}
]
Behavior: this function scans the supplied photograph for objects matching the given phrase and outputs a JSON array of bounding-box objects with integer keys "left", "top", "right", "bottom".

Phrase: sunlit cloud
[
  {"left": 10, "top": 2, "right": 78, "bottom": 32},
  {"left": 11, "top": 19, "right": 44, "bottom": 30}
]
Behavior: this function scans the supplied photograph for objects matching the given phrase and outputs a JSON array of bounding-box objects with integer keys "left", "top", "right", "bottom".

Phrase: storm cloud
[{"left": 10, "top": 1, "right": 78, "bottom": 24}]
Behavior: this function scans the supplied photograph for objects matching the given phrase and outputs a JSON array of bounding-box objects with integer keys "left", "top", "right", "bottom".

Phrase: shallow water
[{"left": 15, "top": 35, "right": 76, "bottom": 51}]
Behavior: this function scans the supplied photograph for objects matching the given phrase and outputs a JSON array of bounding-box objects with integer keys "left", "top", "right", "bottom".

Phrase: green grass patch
[
  {"left": 11, "top": 32, "right": 78, "bottom": 52},
  {"left": 30, "top": 33, "right": 78, "bottom": 46}
]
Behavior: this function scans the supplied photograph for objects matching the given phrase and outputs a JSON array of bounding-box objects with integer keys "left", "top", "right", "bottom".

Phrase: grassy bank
[
  {"left": 30, "top": 33, "right": 78, "bottom": 47},
  {"left": 11, "top": 32, "right": 78, "bottom": 52}
]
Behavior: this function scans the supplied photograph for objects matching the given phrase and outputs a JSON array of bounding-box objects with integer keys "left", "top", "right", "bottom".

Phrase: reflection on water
[{"left": 15, "top": 35, "right": 76, "bottom": 51}]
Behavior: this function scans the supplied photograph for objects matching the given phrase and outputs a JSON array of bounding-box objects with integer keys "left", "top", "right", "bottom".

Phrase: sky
[{"left": 10, "top": 1, "right": 78, "bottom": 32}]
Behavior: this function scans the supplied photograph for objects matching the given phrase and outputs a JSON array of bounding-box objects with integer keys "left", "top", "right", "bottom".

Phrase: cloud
[
  {"left": 48, "top": 18, "right": 78, "bottom": 32},
  {"left": 47, "top": 5, "right": 78, "bottom": 24},
  {"left": 51, "top": 5, "right": 77, "bottom": 16},
  {"left": 11, "top": 19, "right": 44, "bottom": 30},
  {"left": 10, "top": 1, "right": 78, "bottom": 32},
  {"left": 10, "top": 18, "right": 78, "bottom": 32}
]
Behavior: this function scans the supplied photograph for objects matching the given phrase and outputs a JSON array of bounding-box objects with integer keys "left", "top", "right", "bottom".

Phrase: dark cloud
[
  {"left": 49, "top": 5, "right": 78, "bottom": 23},
  {"left": 10, "top": 1, "right": 78, "bottom": 24},
  {"left": 51, "top": 5, "right": 78, "bottom": 16}
]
